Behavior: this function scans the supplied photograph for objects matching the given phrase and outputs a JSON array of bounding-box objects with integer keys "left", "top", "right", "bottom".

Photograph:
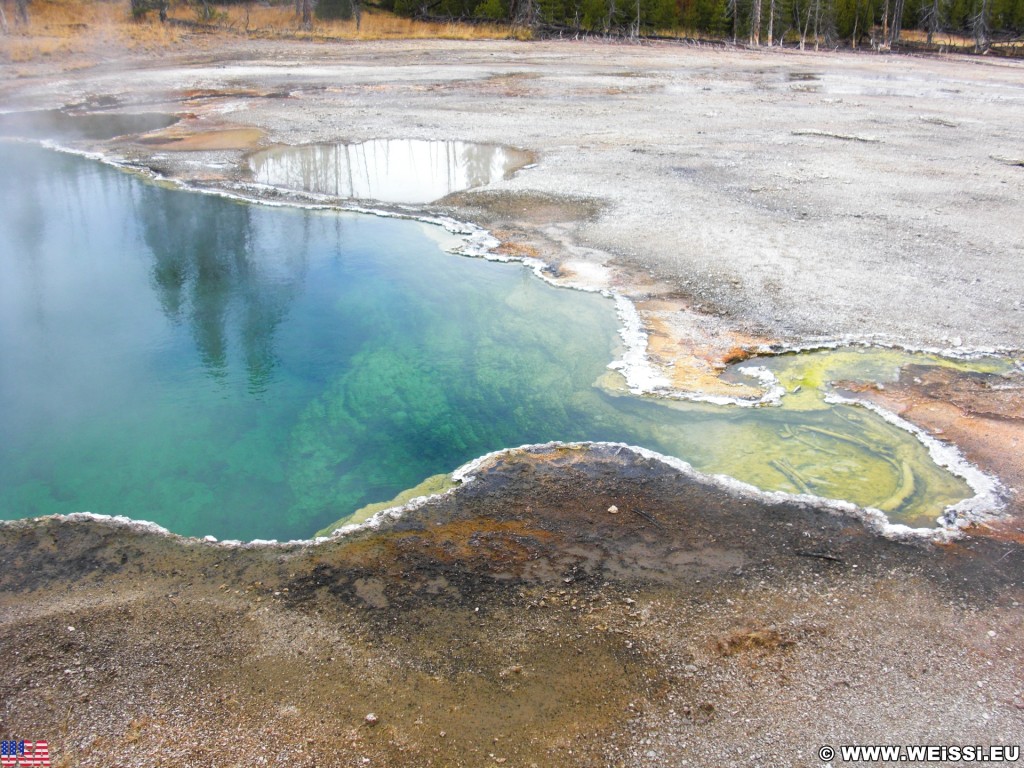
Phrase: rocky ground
[
  {"left": 2, "top": 445, "right": 1023, "bottom": 767},
  {"left": 1, "top": 36, "right": 1023, "bottom": 766}
]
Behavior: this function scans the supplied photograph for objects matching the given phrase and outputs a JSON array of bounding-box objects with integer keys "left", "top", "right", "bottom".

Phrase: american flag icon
[{"left": 0, "top": 741, "right": 50, "bottom": 767}]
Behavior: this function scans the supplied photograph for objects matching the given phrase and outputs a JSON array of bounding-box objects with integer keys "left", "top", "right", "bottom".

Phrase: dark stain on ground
[
  {"left": 2, "top": 444, "right": 1022, "bottom": 766},
  {"left": 440, "top": 189, "right": 604, "bottom": 226},
  {"left": 179, "top": 88, "right": 294, "bottom": 101},
  {"left": 3, "top": 443, "right": 1021, "bottom": 603}
]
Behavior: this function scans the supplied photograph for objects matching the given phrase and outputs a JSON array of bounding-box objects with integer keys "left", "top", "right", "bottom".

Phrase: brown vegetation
[
  {"left": 0, "top": 0, "right": 524, "bottom": 64},
  {"left": 0, "top": 0, "right": 184, "bottom": 61},
  {"left": 225, "top": 4, "right": 529, "bottom": 39}
]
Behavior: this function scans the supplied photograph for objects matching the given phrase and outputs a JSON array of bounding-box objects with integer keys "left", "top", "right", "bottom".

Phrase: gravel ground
[{"left": 2, "top": 445, "right": 1022, "bottom": 767}]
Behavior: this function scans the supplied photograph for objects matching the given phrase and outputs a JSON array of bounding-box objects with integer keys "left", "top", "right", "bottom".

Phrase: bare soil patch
[{"left": 3, "top": 446, "right": 1022, "bottom": 766}]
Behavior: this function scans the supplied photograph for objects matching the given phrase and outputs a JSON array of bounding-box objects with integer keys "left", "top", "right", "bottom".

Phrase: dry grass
[
  {"left": 899, "top": 27, "right": 979, "bottom": 47},
  {"left": 900, "top": 28, "right": 1024, "bottom": 55},
  {"left": 0, "top": 0, "right": 185, "bottom": 62},
  {"left": 222, "top": 4, "right": 528, "bottom": 39},
  {"left": 0, "top": 0, "right": 524, "bottom": 64}
]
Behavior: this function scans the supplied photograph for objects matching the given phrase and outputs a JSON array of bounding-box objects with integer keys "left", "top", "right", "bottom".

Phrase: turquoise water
[
  {"left": 0, "top": 144, "right": 1003, "bottom": 540},
  {"left": 0, "top": 144, "right": 625, "bottom": 540}
]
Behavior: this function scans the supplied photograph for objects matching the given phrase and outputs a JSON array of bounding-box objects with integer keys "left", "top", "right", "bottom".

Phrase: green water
[{"left": 0, "top": 144, "right": 1009, "bottom": 540}]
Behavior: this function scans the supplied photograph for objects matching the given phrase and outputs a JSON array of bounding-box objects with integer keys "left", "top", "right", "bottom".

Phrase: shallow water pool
[{"left": 248, "top": 139, "right": 532, "bottom": 204}]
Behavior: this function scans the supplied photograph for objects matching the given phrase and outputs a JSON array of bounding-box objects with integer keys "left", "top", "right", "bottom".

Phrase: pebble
[
  {"left": 608, "top": 505, "right": 619, "bottom": 514},
  {"left": 364, "top": 713, "right": 379, "bottom": 726}
]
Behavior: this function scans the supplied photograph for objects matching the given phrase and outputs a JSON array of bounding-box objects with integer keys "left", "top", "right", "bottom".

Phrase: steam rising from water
[{"left": 0, "top": 110, "right": 177, "bottom": 141}]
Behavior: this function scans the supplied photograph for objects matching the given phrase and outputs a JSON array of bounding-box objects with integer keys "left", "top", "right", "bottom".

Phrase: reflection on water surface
[
  {"left": 0, "top": 144, "right": 1008, "bottom": 540},
  {"left": 249, "top": 139, "right": 532, "bottom": 203}
]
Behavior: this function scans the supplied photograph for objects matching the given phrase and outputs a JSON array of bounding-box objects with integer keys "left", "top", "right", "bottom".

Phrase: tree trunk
[
  {"left": 0, "top": 4, "right": 9, "bottom": 33},
  {"left": 925, "top": 0, "right": 939, "bottom": 44},
  {"left": 301, "top": 0, "right": 313, "bottom": 29},
  {"left": 514, "top": 0, "right": 537, "bottom": 27},
  {"left": 15, "top": 0, "right": 29, "bottom": 25},
  {"left": 881, "top": 0, "right": 889, "bottom": 48},
  {"left": 799, "top": 0, "right": 812, "bottom": 48},
  {"left": 750, "top": 0, "right": 762, "bottom": 44},
  {"left": 888, "top": 0, "right": 904, "bottom": 46},
  {"left": 767, "top": 0, "right": 775, "bottom": 45},
  {"left": 972, "top": 0, "right": 990, "bottom": 51},
  {"left": 812, "top": 0, "right": 820, "bottom": 49}
]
